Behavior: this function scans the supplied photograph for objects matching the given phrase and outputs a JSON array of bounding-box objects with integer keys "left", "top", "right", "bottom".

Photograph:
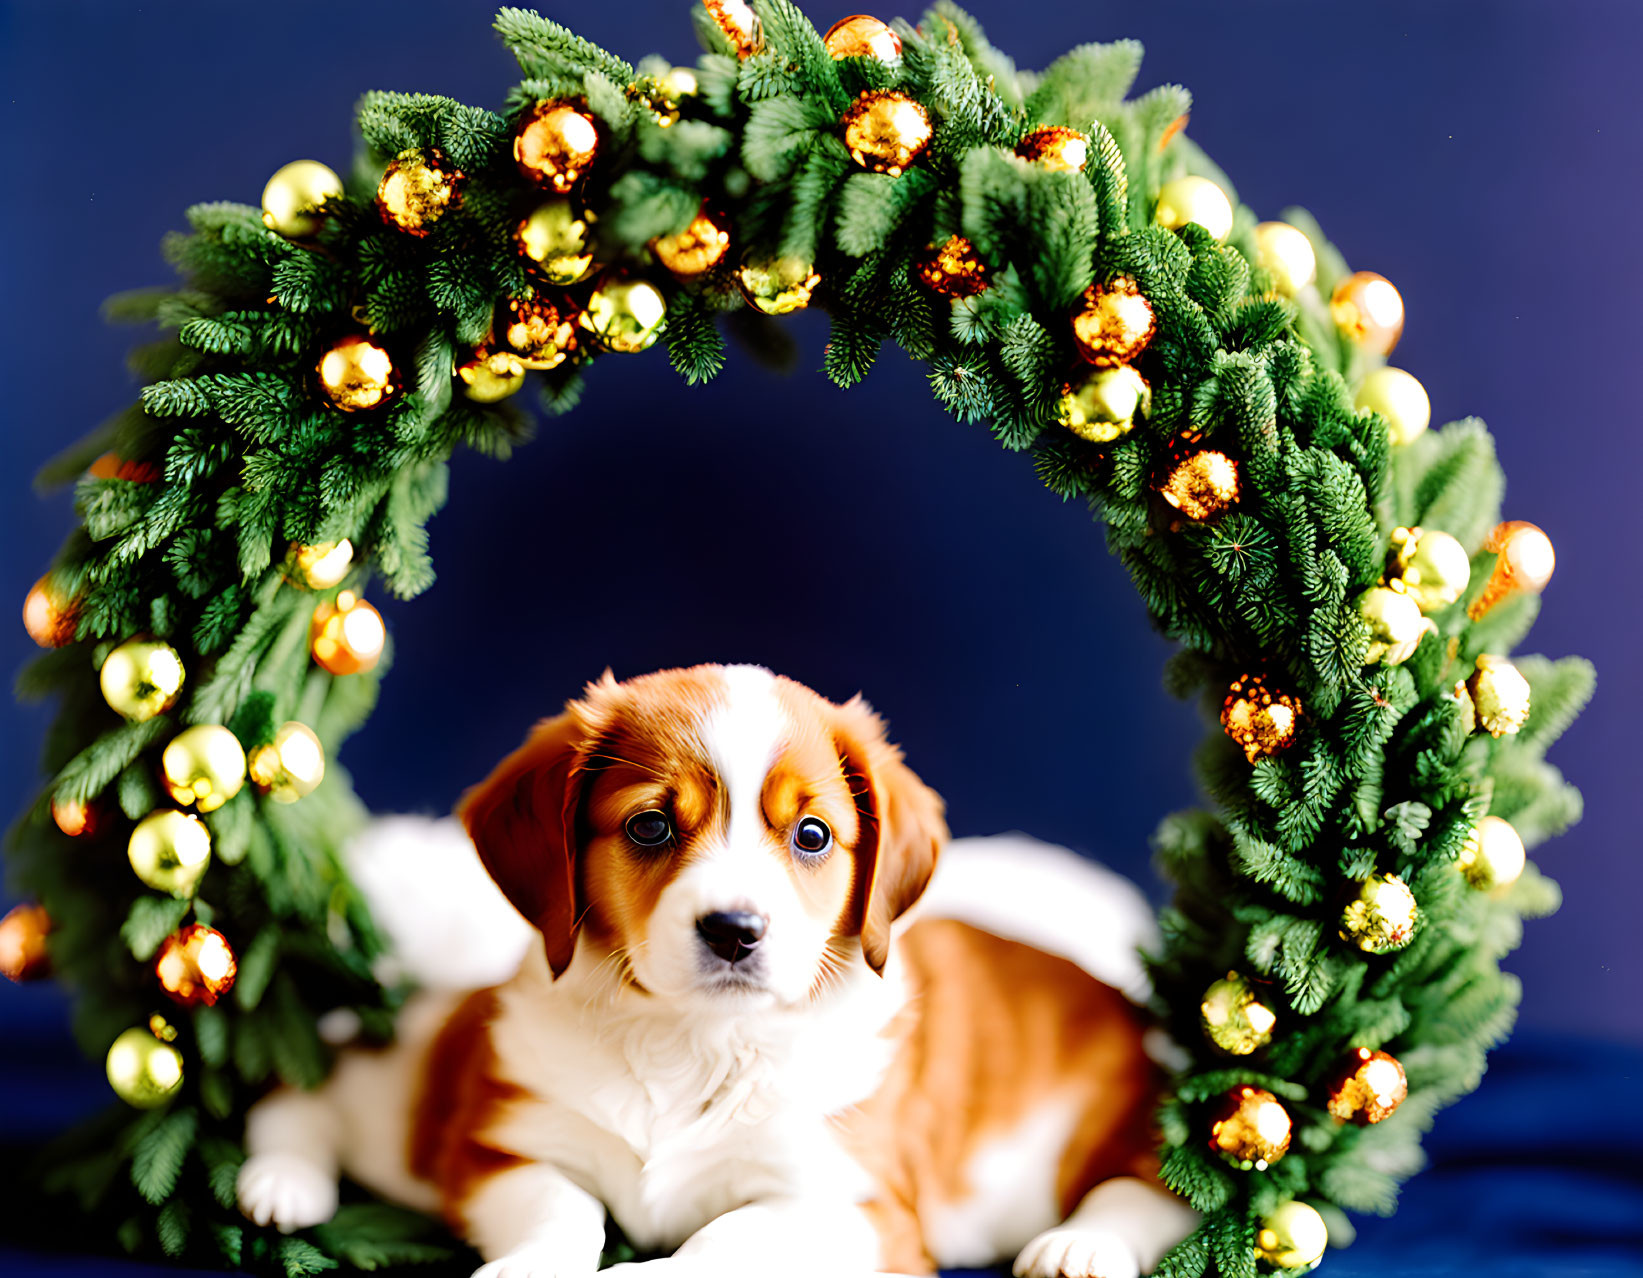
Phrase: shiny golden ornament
[
  {"left": 913, "top": 235, "right": 991, "bottom": 300},
  {"left": 1016, "top": 125, "right": 1089, "bottom": 173},
  {"left": 703, "top": 0, "right": 761, "bottom": 58},
  {"left": 286, "top": 539, "right": 355, "bottom": 591},
  {"left": 1161, "top": 450, "right": 1240, "bottom": 522},
  {"left": 318, "top": 334, "right": 397, "bottom": 412},
  {"left": 51, "top": 794, "right": 99, "bottom": 838},
  {"left": 514, "top": 100, "right": 601, "bottom": 193},
  {"left": 0, "top": 903, "right": 51, "bottom": 983},
  {"left": 128, "top": 810, "right": 212, "bottom": 899},
  {"left": 1154, "top": 175, "right": 1234, "bottom": 242},
  {"left": 582, "top": 277, "right": 668, "bottom": 354},
  {"left": 1057, "top": 365, "right": 1150, "bottom": 444},
  {"left": 456, "top": 349, "right": 529, "bottom": 403},
  {"left": 1470, "top": 520, "right": 1555, "bottom": 620},
  {"left": 1254, "top": 221, "right": 1316, "bottom": 297},
  {"left": 23, "top": 574, "right": 78, "bottom": 648},
  {"left": 737, "top": 257, "right": 822, "bottom": 315},
  {"left": 160, "top": 724, "right": 247, "bottom": 814},
  {"left": 1467, "top": 654, "right": 1532, "bottom": 737},
  {"left": 1071, "top": 276, "right": 1156, "bottom": 367},
  {"left": 1331, "top": 270, "right": 1404, "bottom": 356},
  {"left": 1209, "top": 1086, "right": 1292, "bottom": 1169},
  {"left": 261, "top": 159, "right": 345, "bottom": 238},
  {"left": 1458, "top": 815, "right": 1527, "bottom": 891},
  {"left": 100, "top": 639, "right": 185, "bottom": 722},
  {"left": 1355, "top": 366, "right": 1430, "bottom": 445},
  {"left": 824, "top": 14, "right": 902, "bottom": 63},
  {"left": 155, "top": 924, "right": 237, "bottom": 1007},
  {"left": 1255, "top": 1201, "right": 1328, "bottom": 1271},
  {"left": 1327, "top": 1048, "right": 1408, "bottom": 1125},
  {"left": 106, "top": 1026, "right": 184, "bottom": 1109},
  {"left": 1221, "top": 674, "right": 1302, "bottom": 763},
  {"left": 310, "top": 591, "right": 386, "bottom": 676},
  {"left": 248, "top": 721, "right": 326, "bottom": 804},
  {"left": 1388, "top": 526, "right": 1471, "bottom": 613},
  {"left": 1357, "top": 585, "right": 1428, "bottom": 665},
  {"left": 500, "top": 296, "right": 580, "bottom": 371},
  {"left": 516, "top": 200, "right": 594, "bottom": 285},
  {"left": 1340, "top": 873, "right": 1418, "bottom": 954},
  {"left": 663, "top": 67, "right": 699, "bottom": 98},
  {"left": 627, "top": 75, "right": 683, "bottom": 128},
  {"left": 841, "top": 90, "right": 933, "bottom": 176},
  {"left": 376, "top": 147, "right": 462, "bottom": 237},
  {"left": 652, "top": 209, "right": 732, "bottom": 278},
  {"left": 1200, "top": 972, "right": 1276, "bottom": 1055}
]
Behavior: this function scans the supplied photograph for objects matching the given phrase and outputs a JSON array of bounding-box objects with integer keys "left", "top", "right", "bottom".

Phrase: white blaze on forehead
[{"left": 703, "top": 665, "right": 789, "bottom": 843}]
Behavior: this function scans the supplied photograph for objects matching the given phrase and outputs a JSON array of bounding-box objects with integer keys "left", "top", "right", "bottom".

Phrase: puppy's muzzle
[{"left": 695, "top": 911, "right": 767, "bottom": 964}]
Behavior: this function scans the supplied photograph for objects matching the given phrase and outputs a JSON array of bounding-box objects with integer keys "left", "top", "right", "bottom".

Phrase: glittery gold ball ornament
[
  {"left": 376, "top": 147, "right": 462, "bottom": 236},
  {"left": 52, "top": 794, "right": 99, "bottom": 838},
  {"left": 1071, "top": 277, "right": 1156, "bottom": 367},
  {"left": 582, "top": 276, "right": 668, "bottom": 354},
  {"left": 161, "top": 724, "right": 247, "bottom": 814},
  {"left": 1154, "top": 175, "right": 1234, "bottom": 241},
  {"left": 1209, "top": 1086, "right": 1292, "bottom": 1169},
  {"left": 1327, "top": 1048, "right": 1408, "bottom": 1127},
  {"left": 1255, "top": 1201, "right": 1328, "bottom": 1271},
  {"left": 1466, "top": 654, "right": 1532, "bottom": 738},
  {"left": 1016, "top": 126, "right": 1089, "bottom": 172},
  {"left": 128, "top": 810, "right": 212, "bottom": 899},
  {"left": 23, "top": 574, "right": 78, "bottom": 648},
  {"left": 703, "top": 0, "right": 762, "bottom": 58},
  {"left": 318, "top": 334, "right": 397, "bottom": 412},
  {"left": 516, "top": 200, "right": 594, "bottom": 285},
  {"left": 627, "top": 75, "right": 683, "bottom": 128},
  {"left": 248, "top": 721, "right": 326, "bottom": 804},
  {"left": 1221, "top": 674, "right": 1302, "bottom": 763},
  {"left": 1200, "top": 972, "right": 1276, "bottom": 1055},
  {"left": 1388, "top": 526, "right": 1471, "bottom": 613},
  {"left": 1161, "top": 450, "right": 1240, "bottom": 522},
  {"left": 0, "top": 904, "right": 51, "bottom": 983},
  {"left": 106, "top": 1025, "right": 184, "bottom": 1109},
  {"left": 1356, "top": 585, "right": 1428, "bottom": 666},
  {"left": 913, "top": 235, "right": 991, "bottom": 300},
  {"left": 1057, "top": 365, "right": 1150, "bottom": 444},
  {"left": 456, "top": 348, "right": 529, "bottom": 403},
  {"left": 1331, "top": 271, "right": 1404, "bottom": 356},
  {"left": 155, "top": 924, "right": 237, "bottom": 1008},
  {"left": 652, "top": 209, "right": 732, "bottom": 278},
  {"left": 310, "top": 591, "right": 386, "bottom": 676},
  {"left": 823, "top": 14, "right": 902, "bottom": 63},
  {"left": 100, "top": 639, "right": 185, "bottom": 722},
  {"left": 513, "top": 100, "right": 600, "bottom": 193},
  {"left": 500, "top": 296, "right": 580, "bottom": 371},
  {"left": 286, "top": 539, "right": 355, "bottom": 591},
  {"left": 1458, "top": 815, "right": 1526, "bottom": 891},
  {"left": 1470, "top": 520, "right": 1555, "bottom": 620},
  {"left": 841, "top": 91, "right": 933, "bottom": 176},
  {"left": 1340, "top": 873, "right": 1418, "bottom": 954},
  {"left": 1254, "top": 221, "right": 1316, "bottom": 297},
  {"left": 1355, "top": 367, "right": 1430, "bottom": 446},
  {"left": 737, "top": 257, "right": 822, "bottom": 315},
  {"left": 261, "top": 160, "right": 345, "bottom": 238}
]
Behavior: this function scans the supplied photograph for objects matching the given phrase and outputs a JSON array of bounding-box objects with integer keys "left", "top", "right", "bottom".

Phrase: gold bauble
[
  {"left": 1254, "top": 221, "right": 1316, "bottom": 297},
  {"left": 1331, "top": 271, "right": 1404, "bottom": 356},
  {"left": 1255, "top": 1201, "right": 1328, "bottom": 1271},
  {"left": 248, "top": 721, "right": 326, "bottom": 804},
  {"left": 1339, "top": 873, "right": 1418, "bottom": 954},
  {"left": 376, "top": 146, "right": 462, "bottom": 237},
  {"left": 1057, "top": 365, "right": 1150, "bottom": 444},
  {"left": 456, "top": 349, "right": 529, "bottom": 403},
  {"left": 0, "top": 903, "right": 51, "bottom": 983},
  {"left": 1356, "top": 585, "right": 1428, "bottom": 665},
  {"left": 1469, "top": 520, "right": 1555, "bottom": 621},
  {"left": 737, "top": 257, "right": 822, "bottom": 315},
  {"left": 100, "top": 639, "right": 185, "bottom": 722},
  {"left": 703, "top": 0, "right": 761, "bottom": 58},
  {"left": 1154, "top": 176, "right": 1234, "bottom": 242},
  {"left": 1209, "top": 1086, "right": 1292, "bottom": 1169},
  {"left": 1355, "top": 366, "right": 1430, "bottom": 445},
  {"left": 823, "top": 14, "right": 902, "bottom": 62},
  {"left": 23, "top": 574, "right": 78, "bottom": 648},
  {"left": 106, "top": 1026, "right": 184, "bottom": 1109},
  {"left": 1327, "top": 1048, "right": 1408, "bottom": 1126},
  {"left": 1200, "top": 972, "right": 1276, "bottom": 1055},
  {"left": 516, "top": 200, "right": 594, "bottom": 285},
  {"left": 318, "top": 334, "right": 397, "bottom": 412},
  {"left": 652, "top": 209, "right": 732, "bottom": 278},
  {"left": 1071, "top": 276, "right": 1156, "bottom": 367},
  {"left": 1467, "top": 654, "right": 1532, "bottom": 738},
  {"left": 841, "top": 91, "right": 933, "bottom": 176},
  {"left": 500, "top": 296, "right": 580, "bottom": 371},
  {"left": 128, "top": 810, "right": 212, "bottom": 899},
  {"left": 161, "top": 724, "right": 247, "bottom": 814},
  {"left": 51, "top": 794, "right": 99, "bottom": 838},
  {"left": 662, "top": 66, "right": 699, "bottom": 98},
  {"left": 310, "top": 591, "right": 386, "bottom": 676},
  {"left": 286, "top": 539, "right": 355, "bottom": 591},
  {"left": 1221, "top": 674, "right": 1302, "bottom": 763},
  {"left": 513, "top": 100, "right": 600, "bottom": 193},
  {"left": 913, "top": 235, "right": 991, "bottom": 300},
  {"left": 627, "top": 75, "right": 683, "bottom": 128},
  {"left": 1161, "top": 450, "right": 1240, "bottom": 521},
  {"left": 155, "top": 924, "right": 237, "bottom": 1008},
  {"left": 1388, "top": 526, "right": 1471, "bottom": 613},
  {"left": 261, "top": 160, "right": 345, "bottom": 238},
  {"left": 1016, "top": 126, "right": 1089, "bottom": 172},
  {"left": 1458, "top": 815, "right": 1527, "bottom": 891},
  {"left": 582, "top": 277, "right": 668, "bottom": 354}
]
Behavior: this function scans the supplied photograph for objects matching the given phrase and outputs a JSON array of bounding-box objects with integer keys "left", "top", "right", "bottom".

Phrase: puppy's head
[{"left": 457, "top": 664, "right": 945, "bottom": 1007}]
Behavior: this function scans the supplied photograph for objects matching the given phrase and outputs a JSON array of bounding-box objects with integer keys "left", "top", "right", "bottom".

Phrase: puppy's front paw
[
  {"left": 1014, "top": 1225, "right": 1139, "bottom": 1278},
  {"left": 472, "top": 1244, "right": 601, "bottom": 1278},
  {"left": 236, "top": 1152, "right": 339, "bottom": 1233}
]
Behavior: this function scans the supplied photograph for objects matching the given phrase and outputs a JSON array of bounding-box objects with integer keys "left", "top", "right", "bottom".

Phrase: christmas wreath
[{"left": 6, "top": 3, "right": 1593, "bottom": 1274}]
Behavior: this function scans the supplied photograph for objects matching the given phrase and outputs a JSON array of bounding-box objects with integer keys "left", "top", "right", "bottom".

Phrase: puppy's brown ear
[
  {"left": 831, "top": 695, "right": 947, "bottom": 973},
  {"left": 456, "top": 711, "right": 590, "bottom": 978}
]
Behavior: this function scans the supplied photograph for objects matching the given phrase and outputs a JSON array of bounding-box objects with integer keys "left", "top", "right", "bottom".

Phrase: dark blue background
[{"left": 2, "top": 1, "right": 1640, "bottom": 1273}]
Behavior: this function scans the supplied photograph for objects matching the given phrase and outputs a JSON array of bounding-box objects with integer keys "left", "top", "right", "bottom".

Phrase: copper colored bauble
[
  {"left": 581, "top": 277, "right": 668, "bottom": 354},
  {"left": 155, "top": 924, "right": 238, "bottom": 1007},
  {"left": 1356, "top": 585, "right": 1428, "bottom": 666},
  {"left": 1331, "top": 270, "right": 1404, "bottom": 356},
  {"left": 1221, "top": 674, "right": 1301, "bottom": 763},
  {"left": 1387, "top": 526, "right": 1471, "bottom": 613},
  {"left": 1016, "top": 125, "right": 1089, "bottom": 172},
  {"left": 516, "top": 200, "right": 594, "bottom": 285},
  {"left": 1154, "top": 175, "right": 1233, "bottom": 242},
  {"left": 23, "top": 574, "right": 78, "bottom": 648},
  {"left": 1339, "top": 873, "right": 1418, "bottom": 954},
  {"left": 1057, "top": 365, "right": 1150, "bottom": 444},
  {"left": 310, "top": 591, "right": 386, "bottom": 676},
  {"left": 1354, "top": 366, "right": 1430, "bottom": 446},
  {"left": 1254, "top": 1201, "right": 1328, "bottom": 1271},
  {"left": 500, "top": 296, "right": 579, "bottom": 371},
  {"left": 1254, "top": 221, "right": 1316, "bottom": 297},
  {"left": 652, "top": 209, "right": 732, "bottom": 278},
  {"left": 51, "top": 794, "right": 98, "bottom": 838},
  {"left": 841, "top": 91, "right": 933, "bottom": 176},
  {"left": 1469, "top": 520, "right": 1555, "bottom": 620},
  {"left": 823, "top": 14, "right": 902, "bottom": 62},
  {"left": 100, "top": 639, "right": 185, "bottom": 722},
  {"left": 318, "top": 334, "right": 397, "bottom": 412},
  {"left": 261, "top": 160, "right": 344, "bottom": 239},
  {"left": 1209, "top": 1086, "right": 1292, "bottom": 1169},
  {"left": 248, "top": 721, "right": 326, "bottom": 804},
  {"left": 286, "top": 539, "right": 355, "bottom": 591},
  {"left": 0, "top": 904, "right": 51, "bottom": 983},
  {"left": 88, "top": 452, "right": 162, "bottom": 483},
  {"left": 1071, "top": 276, "right": 1156, "bottom": 367},
  {"left": 1466, "top": 654, "right": 1531, "bottom": 738},
  {"left": 913, "top": 235, "right": 991, "bottom": 300},
  {"left": 513, "top": 100, "right": 600, "bottom": 193},
  {"left": 1327, "top": 1048, "right": 1408, "bottom": 1125},
  {"left": 737, "top": 257, "right": 822, "bottom": 315},
  {"left": 1200, "top": 972, "right": 1276, "bottom": 1055},
  {"left": 106, "top": 1025, "right": 184, "bottom": 1109},
  {"left": 703, "top": 0, "right": 762, "bottom": 58},
  {"left": 376, "top": 147, "right": 462, "bottom": 236},
  {"left": 456, "top": 349, "right": 529, "bottom": 403},
  {"left": 128, "top": 810, "right": 212, "bottom": 899},
  {"left": 1161, "top": 450, "right": 1240, "bottom": 522},
  {"left": 1458, "top": 815, "right": 1526, "bottom": 891}
]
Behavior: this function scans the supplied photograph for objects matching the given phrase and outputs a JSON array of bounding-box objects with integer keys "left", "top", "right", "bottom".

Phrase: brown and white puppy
[{"left": 237, "top": 665, "right": 1195, "bottom": 1278}]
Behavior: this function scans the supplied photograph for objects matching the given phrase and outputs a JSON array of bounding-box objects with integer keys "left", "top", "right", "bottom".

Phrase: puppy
[{"left": 238, "top": 665, "right": 1195, "bottom": 1277}]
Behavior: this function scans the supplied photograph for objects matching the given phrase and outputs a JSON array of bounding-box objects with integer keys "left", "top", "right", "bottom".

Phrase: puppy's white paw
[
  {"left": 1014, "top": 1225, "right": 1140, "bottom": 1278},
  {"left": 471, "top": 1244, "right": 601, "bottom": 1278},
  {"left": 236, "top": 1152, "right": 339, "bottom": 1233}
]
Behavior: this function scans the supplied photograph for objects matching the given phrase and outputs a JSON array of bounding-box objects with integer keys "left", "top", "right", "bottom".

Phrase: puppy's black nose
[{"left": 696, "top": 911, "right": 767, "bottom": 963}]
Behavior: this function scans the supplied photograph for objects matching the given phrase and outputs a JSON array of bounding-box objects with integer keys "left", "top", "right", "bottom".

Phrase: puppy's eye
[
  {"left": 625, "top": 810, "right": 673, "bottom": 848},
  {"left": 792, "top": 816, "right": 832, "bottom": 859}
]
